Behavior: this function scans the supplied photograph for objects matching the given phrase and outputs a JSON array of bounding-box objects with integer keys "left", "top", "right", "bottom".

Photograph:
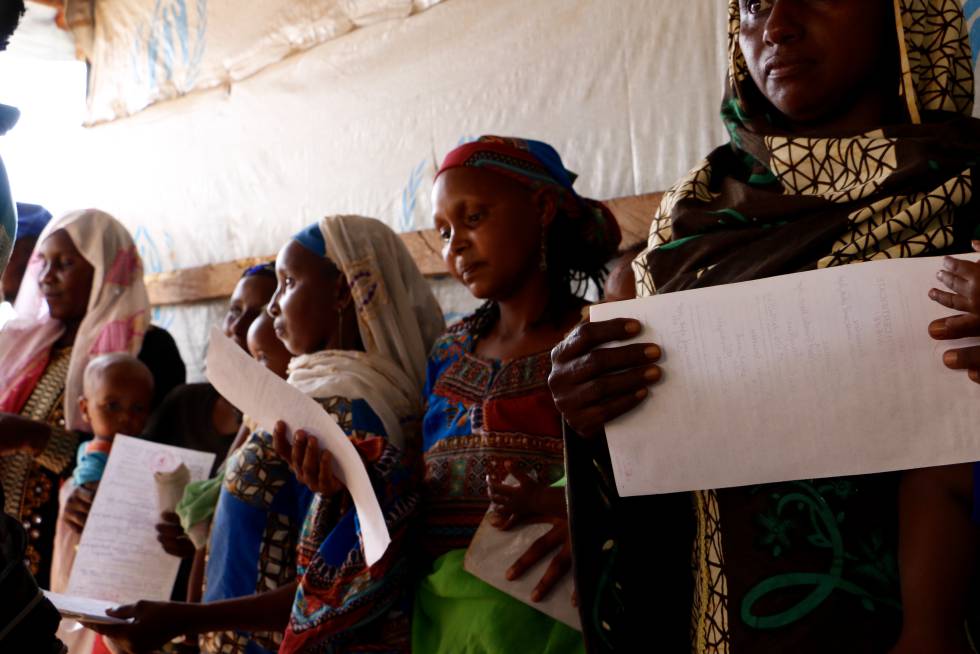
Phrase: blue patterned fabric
[{"left": 203, "top": 397, "right": 386, "bottom": 654}]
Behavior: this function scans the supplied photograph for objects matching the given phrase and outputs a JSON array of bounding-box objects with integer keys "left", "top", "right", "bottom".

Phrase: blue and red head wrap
[{"left": 436, "top": 136, "right": 621, "bottom": 262}]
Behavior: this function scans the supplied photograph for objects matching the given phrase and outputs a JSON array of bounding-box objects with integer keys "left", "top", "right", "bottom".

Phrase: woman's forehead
[
  {"left": 433, "top": 166, "right": 530, "bottom": 205},
  {"left": 40, "top": 228, "right": 78, "bottom": 254}
]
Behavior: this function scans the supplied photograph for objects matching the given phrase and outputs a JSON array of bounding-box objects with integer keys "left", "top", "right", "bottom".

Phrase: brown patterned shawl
[
  {"left": 635, "top": 0, "right": 979, "bottom": 295},
  {"left": 568, "top": 1, "right": 980, "bottom": 653}
]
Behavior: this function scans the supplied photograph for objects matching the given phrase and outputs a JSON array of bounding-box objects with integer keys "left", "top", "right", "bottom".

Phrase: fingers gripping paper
[
  {"left": 205, "top": 326, "right": 391, "bottom": 565},
  {"left": 591, "top": 255, "right": 980, "bottom": 497}
]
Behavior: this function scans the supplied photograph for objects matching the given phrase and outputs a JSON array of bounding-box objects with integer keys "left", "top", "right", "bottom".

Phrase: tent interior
[{"left": 2, "top": 0, "right": 734, "bottom": 378}]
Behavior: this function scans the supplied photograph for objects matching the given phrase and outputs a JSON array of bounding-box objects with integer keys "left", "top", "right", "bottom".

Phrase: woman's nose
[
  {"left": 448, "top": 229, "right": 469, "bottom": 255},
  {"left": 764, "top": 0, "right": 803, "bottom": 46},
  {"left": 39, "top": 262, "right": 55, "bottom": 285}
]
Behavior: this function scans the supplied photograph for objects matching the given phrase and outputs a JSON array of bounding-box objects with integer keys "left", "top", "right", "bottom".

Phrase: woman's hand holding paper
[
  {"left": 85, "top": 600, "right": 184, "bottom": 654},
  {"left": 155, "top": 511, "right": 196, "bottom": 559},
  {"left": 487, "top": 462, "right": 572, "bottom": 603},
  {"left": 272, "top": 420, "right": 343, "bottom": 496},
  {"left": 929, "top": 243, "right": 980, "bottom": 381},
  {"left": 548, "top": 318, "right": 662, "bottom": 438}
]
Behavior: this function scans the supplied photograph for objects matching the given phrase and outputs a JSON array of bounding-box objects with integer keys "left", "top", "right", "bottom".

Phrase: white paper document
[
  {"left": 205, "top": 326, "right": 391, "bottom": 565},
  {"left": 42, "top": 590, "right": 128, "bottom": 625},
  {"left": 65, "top": 436, "right": 215, "bottom": 603},
  {"left": 591, "top": 255, "right": 980, "bottom": 497},
  {"left": 465, "top": 510, "right": 580, "bottom": 630}
]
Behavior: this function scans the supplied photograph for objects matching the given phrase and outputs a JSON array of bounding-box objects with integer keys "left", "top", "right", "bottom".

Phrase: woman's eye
[
  {"left": 438, "top": 227, "right": 451, "bottom": 242},
  {"left": 465, "top": 211, "right": 482, "bottom": 226},
  {"left": 745, "top": 0, "right": 771, "bottom": 15},
  {"left": 284, "top": 277, "right": 295, "bottom": 288}
]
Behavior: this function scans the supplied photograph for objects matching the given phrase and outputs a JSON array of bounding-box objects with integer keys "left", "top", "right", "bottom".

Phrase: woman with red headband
[{"left": 412, "top": 136, "right": 621, "bottom": 653}]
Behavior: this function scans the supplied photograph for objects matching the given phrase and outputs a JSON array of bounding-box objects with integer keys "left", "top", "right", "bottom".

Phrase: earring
[{"left": 539, "top": 224, "right": 548, "bottom": 272}]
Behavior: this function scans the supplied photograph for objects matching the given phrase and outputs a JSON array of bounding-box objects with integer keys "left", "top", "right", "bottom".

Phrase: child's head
[
  {"left": 223, "top": 262, "right": 277, "bottom": 351},
  {"left": 603, "top": 241, "right": 646, "bottom": 303},
  {"left": 267, "top": 224, "right": 355, "bottom": 357},
  {"left": 247, "top": 307, "right": 292, "bottom": 379},
  {"left": 79, "top": 353, "right": 154, "bottom": 439},
  {"left": 433, "top": 136, "right": 620, "bottom": 319}
]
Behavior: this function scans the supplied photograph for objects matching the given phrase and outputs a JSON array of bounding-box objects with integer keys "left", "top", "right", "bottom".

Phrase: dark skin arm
[
  {"left": 85, "top": 581, "right": 297, "bottom": 654},
  {"left": 487, "top": 461, "right": 572, "bottom": 603},
  {"left": 891, "top": 464, "right": 976, "bottom": 654},
  {"left": 888, "top": 245, "right": 980, "bottom": 653},
  {"left": 186, "top": 547, "right": 207, "bottom": 603},
  {"left": 548, "top": 318, "right": 661, "bottom": 439}
]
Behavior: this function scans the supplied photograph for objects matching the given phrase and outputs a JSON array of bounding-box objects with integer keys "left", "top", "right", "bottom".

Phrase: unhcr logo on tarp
[{"left": 130, "top": 0, "right": 208, "bottom": 103}]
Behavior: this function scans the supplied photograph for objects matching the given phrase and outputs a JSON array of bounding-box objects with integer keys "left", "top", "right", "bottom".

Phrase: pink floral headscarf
[{"left": 0, "top": 209, "right": 150, "bottom": 430}]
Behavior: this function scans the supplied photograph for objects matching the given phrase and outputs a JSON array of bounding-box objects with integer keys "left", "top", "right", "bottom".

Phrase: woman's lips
[
  {"left": 459, "top": 262, "right": 485, "bottom": 279},
  {"left": 765, "top": 56, "right": 813, "bottom": 79}
]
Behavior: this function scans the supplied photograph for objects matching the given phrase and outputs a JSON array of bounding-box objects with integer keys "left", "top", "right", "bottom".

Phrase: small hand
[
  {"left": 271, "top": 421, "right": 342, "bottom": 496},
  {"left": 155, "top": 511, "right": 195, "bottom": 559},
  {"left": 929, "top": 244, "right": 980, "bottom": 383},
  {"left": 84, "top": 600, "right": 184, "bottom": 654},
  {"left": 487, "top": 461, "right": 565, "bottom": 531},
  {"left": 548, "top": 318, "right": 661, "bottom": 438},
  {"left": 64, "top": 482, "right": 98, "bottom": 534}
]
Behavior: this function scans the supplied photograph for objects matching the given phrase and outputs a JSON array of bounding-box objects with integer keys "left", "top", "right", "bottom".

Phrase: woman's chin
[{"left": 463, "top": 279, "right": 497, "bottom": 301}]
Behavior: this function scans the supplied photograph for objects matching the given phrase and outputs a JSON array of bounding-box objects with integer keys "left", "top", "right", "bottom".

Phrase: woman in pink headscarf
[{"left": 0, "top": 209, "right": 184, "bottom": 588}]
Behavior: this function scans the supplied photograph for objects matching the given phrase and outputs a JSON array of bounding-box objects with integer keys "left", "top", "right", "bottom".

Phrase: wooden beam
[{"left": 144, "top": 192, "right": 663, "bottom": 307}]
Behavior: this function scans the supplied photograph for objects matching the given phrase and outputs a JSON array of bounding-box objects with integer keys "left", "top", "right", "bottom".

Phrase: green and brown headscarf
[{"left": 636, "top": 0, "right": 980, "bottom": 296}]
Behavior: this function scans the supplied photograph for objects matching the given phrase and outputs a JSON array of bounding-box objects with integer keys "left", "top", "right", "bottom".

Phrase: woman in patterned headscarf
[
  {"left": 549, "top": 0, "right": 980, "bottom": 652},
  {"left": 0, "top": 210, "right": 185, "bottom": 590},
  {"left": 413, "top": 136, "right": 621, "bottom": 654}
]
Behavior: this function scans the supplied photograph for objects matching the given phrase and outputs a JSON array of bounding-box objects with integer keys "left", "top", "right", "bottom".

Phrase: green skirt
[{"left": 412, "top": 549, "right": 585, "bottom": 654}]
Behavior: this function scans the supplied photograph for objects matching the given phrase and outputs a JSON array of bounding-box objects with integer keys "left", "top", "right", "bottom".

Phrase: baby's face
[{"left": 82, "top": 370, "right": 153, "bottom": 439}]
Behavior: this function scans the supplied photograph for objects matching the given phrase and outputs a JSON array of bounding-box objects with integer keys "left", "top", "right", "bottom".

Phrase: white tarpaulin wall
[
  {"left": 18, "top": 0, "right": 980, "bottom": 378},
  {"left": 79, "top": 0, "right": 446, "bottom": 123},
  {"left": 7, "top": 0, "right": 731, "bottom": 378}
]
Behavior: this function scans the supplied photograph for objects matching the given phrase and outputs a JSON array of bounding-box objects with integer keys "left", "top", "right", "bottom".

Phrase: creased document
[
  {"left": 591, "top": 255, "right": 980, "bottom": 497},
  {"left": 66, "top": 436, "right": 215, "bottom": 603},
  {"left": 464, "top": 494, "right": 580, "bottom": 629},
  {"left": 205, "top": 326, "right": 390, "bottom": 565},
  {"left": 43, "top": 590, "right": 127, "bottom": 625}
]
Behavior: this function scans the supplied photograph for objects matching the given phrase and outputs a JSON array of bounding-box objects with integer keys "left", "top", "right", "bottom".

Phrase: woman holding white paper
[
  {"left": 0, "top": 210, "right": 185, "bottom": 590},
  {"left": 412, "top": 136, "right": 622, "bottom": 654},
  {"left": 91, "top": 215, "right": 444, "bottom": 654},
  {"left": 549, "top": 1, "right": 980, "bottom": 652}
]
